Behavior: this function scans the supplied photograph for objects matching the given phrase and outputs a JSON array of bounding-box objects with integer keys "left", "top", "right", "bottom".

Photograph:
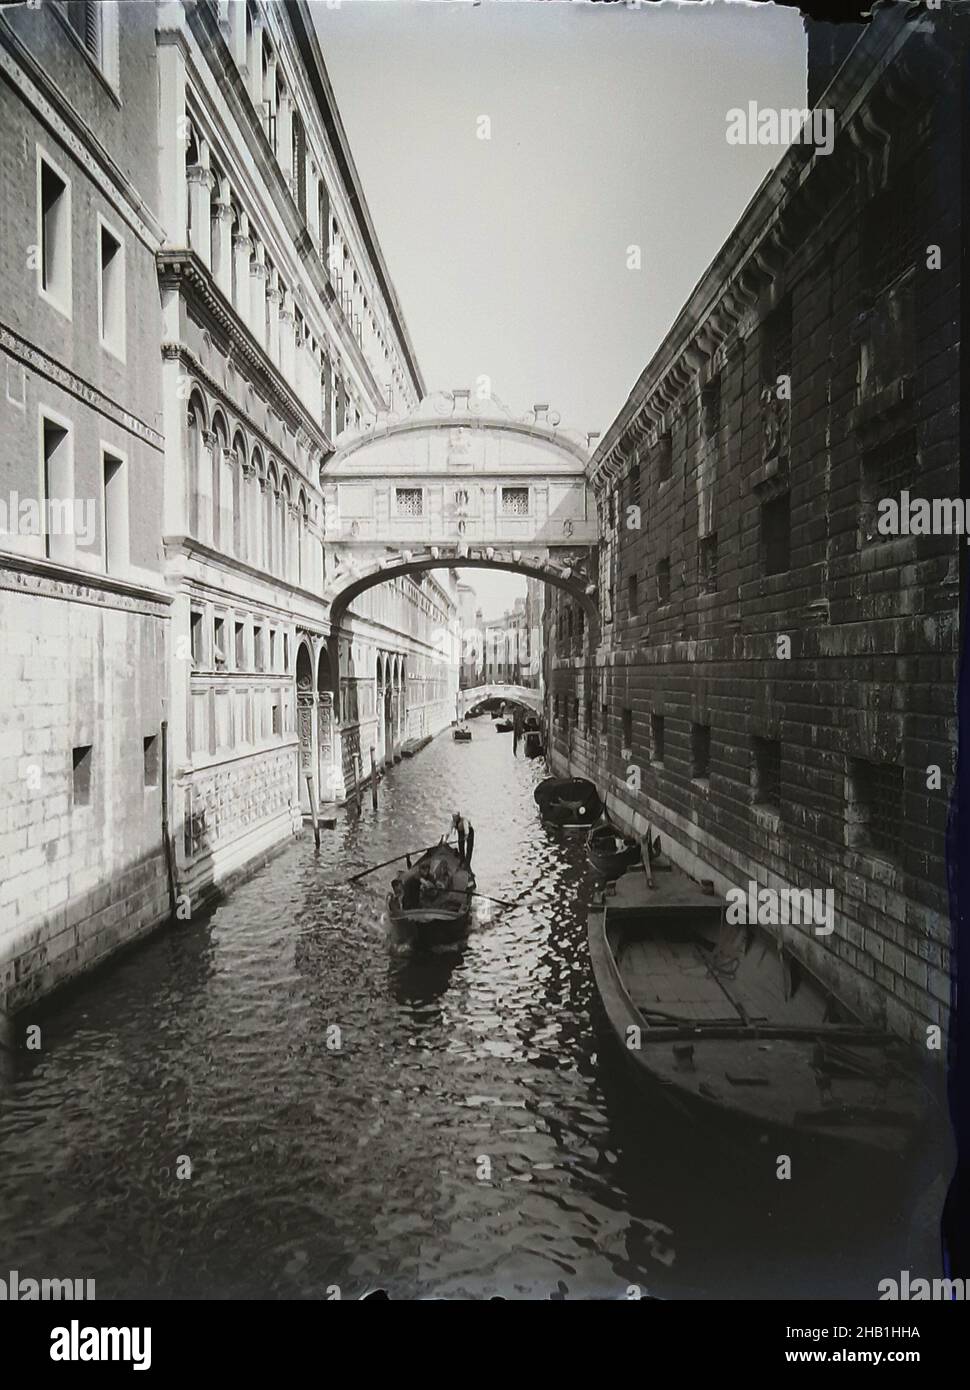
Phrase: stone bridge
[{"left": 458, "top": 683, "right": 544, "bottom": 716}]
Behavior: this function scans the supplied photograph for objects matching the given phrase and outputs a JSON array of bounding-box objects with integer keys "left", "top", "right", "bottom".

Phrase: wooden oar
[
  {"left": 345, "top": 841, "right": 451, "bottom": 884},
  {"left": 469, "top": 890, "right": 519, "bottom": 910}
]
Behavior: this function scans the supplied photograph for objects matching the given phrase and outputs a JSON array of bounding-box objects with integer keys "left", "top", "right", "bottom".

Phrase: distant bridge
[{"left": 458, "top": 683, "right": 543, "bottom": 716}]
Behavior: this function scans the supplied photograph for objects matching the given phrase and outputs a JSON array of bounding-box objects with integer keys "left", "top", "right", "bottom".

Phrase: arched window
[
  {"left": 211, "top": 412, "right": 229, "bottom": 550},
  {"left": 186, "top": 391, "right": 207, "bottom": 538},
  {"left": 232, "top": 430, "right": 246, "bottom": 558},
  {"left": 265, "top": 461, "right": 278, "bottom": 574}
]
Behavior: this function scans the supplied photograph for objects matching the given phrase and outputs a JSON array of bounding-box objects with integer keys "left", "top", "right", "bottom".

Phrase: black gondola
[
  {"left": 587, "top": 820, "right": 642, "bottom": 878},
  {"left": 453, "top": 725, "right": 472, "bottom": 741},
  {"left": 387, "top": 843, "right": 475, "bottom": 949},
  {"left": 533, "top": 776, "right": 604, "bottom": 827}
]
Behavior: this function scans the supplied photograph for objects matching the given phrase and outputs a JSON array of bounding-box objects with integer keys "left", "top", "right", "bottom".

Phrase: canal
[{"left": 0, "top": 720, "right": 946, "bottom": 1299}]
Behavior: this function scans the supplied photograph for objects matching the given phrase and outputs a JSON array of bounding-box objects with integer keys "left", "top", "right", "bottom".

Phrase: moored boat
[
  {"left": 387, "top": 843, "right": 475, "bottom": 948},
  {"left": 453, "top": 725, "right": 472, "bottom": 741},
  {"left": 533, "top": 776, "right": 603, "bottom": 827},
  {"left": 588, "top": 863, "right": 932, "bottom": 1162},
  {"left": 495, "top": 719, "right": 513, "bottom": 732},
  {"left": 523, "top": 730, "right": 544, "bottom": 758},
  {"left": 587, "top": 821, "right": 642, "bottom": 879}
]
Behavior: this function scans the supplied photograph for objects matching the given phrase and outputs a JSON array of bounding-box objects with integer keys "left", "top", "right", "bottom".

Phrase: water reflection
[{"left": 0, "top": 719, "right": 947, "bottom": 1299}]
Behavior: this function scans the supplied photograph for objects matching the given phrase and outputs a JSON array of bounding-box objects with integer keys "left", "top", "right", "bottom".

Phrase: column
[
  {"left": 247, "top": 12, "right": 263, "bottom": 107},
  {"left": 277, "top": 88, "right": 294, "bottom": 185},
  {"left": 266, "top": 269, "right": 281, "bottom": 364},
  {"left": 199, "top": 430, "right": 216, "bottom": 545},
  {"left": 232, "top": 210, "right": 252, "bottom": 323},
  {"left": 158, "top": 38, "right": 188, "bottom": 246},
  {"left": 210, "top": 181, "right": 233, "bottom": 298},
  {"left": 250, "top": 241, "right": 267, "bottom": 346},
  {"left": 280, "top": 290, "right": 295, "bottom": 384},
  {"left": 187, "top": 143, "right": 212, "bottom": 267}
]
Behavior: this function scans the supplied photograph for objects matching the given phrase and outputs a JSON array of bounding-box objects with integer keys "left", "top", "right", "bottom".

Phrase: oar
[
  {"left": 469, "top": 890, "right": 519, "bottom": 910},
  {"left": 345, "top": 841, "right": 450, "bottom": 884}
]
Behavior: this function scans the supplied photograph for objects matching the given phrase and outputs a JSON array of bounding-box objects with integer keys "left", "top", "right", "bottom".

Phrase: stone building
[
  {"left": 545, "top": 6, "right": 962, "bottom": 1046},
  {"left": 0, "top": 0, "right": 172, "bottom": 1017},
  {"left": 0, "top": 0, "right": 456, "bottom": 1018}
]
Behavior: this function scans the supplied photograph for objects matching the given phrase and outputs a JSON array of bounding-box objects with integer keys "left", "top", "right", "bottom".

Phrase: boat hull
[
  {"left": 587, "top": 825, "right": 642, "bottom": 879},
  {"left": 388, "top": 843, "right": 475, "bottom": 950},
  {"left": 534, "top": 776, "right": 603, "bottom": 827}
]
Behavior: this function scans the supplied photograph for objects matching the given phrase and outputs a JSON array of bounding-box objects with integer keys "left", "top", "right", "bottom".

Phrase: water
[{"left": 0, "top": 720, "right": 948, "bottom": 1299}]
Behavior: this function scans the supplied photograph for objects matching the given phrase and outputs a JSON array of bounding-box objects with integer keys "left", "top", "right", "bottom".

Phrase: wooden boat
[
  {"left": 495, "top": 719, "right": 513, "bottom": 733},
  {"left": 387, "top": 843, "right": 475, "bottom": 948},
  {"left": 453, "top": 725, "right": 472, "bottom": 742},
  {"left": 588, "top": 864, "right": 931, "bottom": 1161},
  {"left": 587, "top": 821, "right": 642, "bottom": 879},
  {"left": 534, "top": 776, "right": 604, "bottom": 827},
  {"left": 401, "top": 735, "right": 432, "bottom": 758}
]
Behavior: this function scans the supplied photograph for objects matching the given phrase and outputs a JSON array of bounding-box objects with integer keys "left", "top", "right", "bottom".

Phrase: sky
[{"left": 314, "top": 0, "right": 808, "bottom": 619}]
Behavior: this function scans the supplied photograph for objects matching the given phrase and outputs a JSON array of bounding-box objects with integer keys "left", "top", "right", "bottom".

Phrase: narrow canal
[{"left": 0, "top": 721, "right": 944, "bottom": 1299}]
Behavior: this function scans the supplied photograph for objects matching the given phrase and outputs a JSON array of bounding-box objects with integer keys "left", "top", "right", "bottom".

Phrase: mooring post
[
  {"left": 370, "top": 747, "right": 379, "bottom": 810},
  {"left": 305, "top": 774, "right": 321, "bottom": 849},
  {"left": 353, "top": 751, "right": 364, "bottom": 819}
]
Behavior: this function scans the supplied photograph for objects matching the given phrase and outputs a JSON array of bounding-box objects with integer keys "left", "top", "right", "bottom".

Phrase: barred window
[
  {"left": 395, "top": 487, "right": 423, "bottom": 517},
  {"left": 861, "top": 428, "right": 916, "bottom": 520},
  {"left": 762, "top": 295, "right": 792, "bottom": 386},
  {"left": 699, "top": 533, "right": 718, "bottom": 593},
  {"left": 628, "top": 572, "right": 639, "bottom": 615},
  {"left": 692, "top": 723, "right": 711, "bottom": 780},
  {"left": 753, "top": 736, "right": 781, "bottom": 809},
  {"left": 656, "top": 431, "right": 673, "bottom": 484},
  {"left": 850, "top": 759, "right": 903, "bottom": 859},
  {"left": 502, "top": 486, "right": 529, "bottom": 516},
  {"left": 657, "top": 557, "right": 671, "bottom": 605},
  {"left": 863, "top": 172, "right": 918, "bottom": 299},
  {"left": 761, "top": 493, "right": 791, "bottom": 576},
  {"left": 628, "top": 458, "right": 641, "bottom": 504}
]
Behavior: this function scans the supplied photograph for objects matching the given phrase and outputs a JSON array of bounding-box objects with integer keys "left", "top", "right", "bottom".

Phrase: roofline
[
  {"left": 286, "top": 0, "right": 426, "bottom": 400},
  {"left": 328, "top": 415, "right": 591, "bottom": 471}
]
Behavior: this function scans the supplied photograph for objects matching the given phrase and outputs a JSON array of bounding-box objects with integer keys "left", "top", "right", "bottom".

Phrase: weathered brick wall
[{"left": 548, "top": 13, "right": 961, "bottom": 1048}]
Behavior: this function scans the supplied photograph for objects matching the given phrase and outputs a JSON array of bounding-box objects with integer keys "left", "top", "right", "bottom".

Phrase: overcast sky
[{"left": 315, "top": 0, "right": 807, "bottom": 619}]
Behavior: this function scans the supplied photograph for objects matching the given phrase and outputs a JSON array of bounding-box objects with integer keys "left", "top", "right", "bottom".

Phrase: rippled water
[{"left": 0, "top": 720, "right": 948, "bottom": 1298}]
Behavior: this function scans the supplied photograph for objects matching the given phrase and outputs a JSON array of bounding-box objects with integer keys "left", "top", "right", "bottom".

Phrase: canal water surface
[{"left": 0, "top": 721, "right": 946, "bottom": 1299}]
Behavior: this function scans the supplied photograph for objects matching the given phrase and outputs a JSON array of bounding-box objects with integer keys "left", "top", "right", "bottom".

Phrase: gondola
[
  {"left": 586, "top": 820, "right": 642, "bottom": 879},
  {"left": 587, "top": 860, "right": 932, "bottom": 1162},
  {"left": 387, "top": 843, "right": 475, "bottom": 949},
  {"left": 523, "top": 730, "right": 544, "bottom": 758},
  {"left": 453, "top": 725, "right": 472, "bottom": 741},
  {"left": 533, "top": 776, "right": 603, "bottom": 827},
  {"left": 495, "top": 719, "right": 513, "bottom": 733}
]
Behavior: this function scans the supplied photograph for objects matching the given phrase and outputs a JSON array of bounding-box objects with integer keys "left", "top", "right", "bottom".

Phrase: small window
[
  {"left": 761, "top": 493, "right": 791, "bottom": 576},
  {"left": 283, "top": 632, "right": 290, "bottom": 670},
  {"left": 254, "top": 625, "right": 264, "bottom": 671},
  {"left": 102, "top": 449, "right": 127, "bottom": 573},
  {"left": 849, "top": 758, "right": 903, "bottom": 859},
  {"left": 41, "top": 413, "right": 73, "bottom": 562},
  {"left": 860, "top": 428, "right": 916, "bottom": 542},
  {"left": 235, "top": 621, "right": 246, "bottom": 669},
  {"left": 272, "top": 701, "right": 281, "bottom": 736},
  {"left": 651, "top": 714, "right": 664, "bottom": 765},
  {"left": 585, "top": 700, "right": 593, "bottom": 734},
  {"left": 657, "top": 557, "right": 671, "bottom": 605},
  {"left": 753, "top": 736, "right": 781, "bottom": 809},
  {"left": 628, "top": 458, "right": 641, "bottom": 504},
  {"left": 656, "top": 431, "right": 673, "bottom": 484},
  {"left": 692, "top": 723, "right": 711, "bottom": 781},
  {"left": 702, "top": 375, "right": 721, "bottom": 441},
  {"left": 143, "top": 735, "right": 159, "bottom": 787},
  {"left": 395, "top": 487, "right": 423, "bottom": 517},
  {"left": 38, "top": 153, "right": 72, "bottom": 313},
  {"left": 98, "top": 220, "right": 125, "bottom": 359},
  {"left": 64, "top": 1, "right": 102, "bottom": 64},
  {"left": 270, "top": 629, "right": 278, "bottom": 670},
  {"left": 762, "top": 295, "right": 792, "bottom": 387},
  {"left": 862, "top": 171, "right": 918, "bottom": 300},
  {"left": 501, "top": 487, "right": 530, "bottom": 516},
  {"left": 72, "top": 744, "right": 92, "bottom": 806},
  {"left": 213, "top": 616, "right": 227, "bottom": 671},
  {"left": 622, "top": 708, "right": 633, "bottom": 750},
  {"left": 699, "top": 534, "right": 718, "bottom": 594},
  {"left": 628, "top": 572, "right": 638, "bottom": 616},
  {"left": 190, "top": 609, "right": 203, "bottom": 666}
]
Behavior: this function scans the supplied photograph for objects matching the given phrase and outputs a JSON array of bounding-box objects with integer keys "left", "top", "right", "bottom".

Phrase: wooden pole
[
  {"left": 369, "top": 747, "right": 379, "bottom": 810},
  {"left": 305, "top": 774, "right": 320, "bottom": 849}
]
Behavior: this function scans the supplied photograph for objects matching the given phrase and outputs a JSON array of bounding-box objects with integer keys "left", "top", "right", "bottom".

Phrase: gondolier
[{"left": 451, "top": 810, "right": 475, "bottom": 868}]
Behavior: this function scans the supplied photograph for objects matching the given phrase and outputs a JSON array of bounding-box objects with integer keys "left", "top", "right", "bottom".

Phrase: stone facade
[
  {"left": 0, "top": 1, "right": 172, "bottom": 1017},
  {"left": 545, "top": 8, "right": 962, "bottom": 1048}
]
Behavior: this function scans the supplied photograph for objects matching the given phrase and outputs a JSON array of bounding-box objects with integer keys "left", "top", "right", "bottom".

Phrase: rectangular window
[
  {"left": 272, "top": 701, "right": 281, "bottom": 736},
  {"left": 283, "top": 632, "right": 290, "bottom": 671},
  {"left": 98, "top": 219, "right": 125, "bottom": 359},
  {"left": 102, "top": 448, "right": 127, "bottom": 573},
  {"left": 38, "top": 152, "right": 72, "bottom": 314},
  {"left": 628, "top": 459, "right": 640, "bottom": 504},
  {"left": 699, "top": 533, "right": 718, "bottom": 594},
  {"left": 213, "top": 616, "right": 227, "bottom": 671},
  {"left": 270, "top": 629, "right": 278, "bottom": 671},
  {"left": 849, "top": 758, "right": 903, "bottom": 859},
  {"left": 761, "top": 493, "right": 791, "bottom": 576},
  {"left": 651, "top": 714, "right": 664, "bottom": 765},
  {"left": 585, "top": 700, "right": 593, "bottom": 734},
  {"left": 692, "top": 723, "right": 711, "bottom": 781},
  {"left": 395, "top": 487, "right": 423, "bottom": 517},
  {"left": 656, "top": 431, "right": 673, "bottom": 484},
  {"left": 702, "top": 375, "right": 721, "bottom": 441},
  {"left": 501, "top": 486, "right": 530, "bottom": 516},
  {"left": 254, "top": 625, "right": 264, "bottom": 672},
  {"left": 860, "top": 427, "right": 916, "bottom": 542},
  {"left": 235, "top": 621, "right": 246, "bottom": 669},
  {"left": 601, "top": 702, "right": 609, "bottom": 735},
  {"left": 863, "top": 170, "right": 917, "bottom": 299},
  {"left": 72, "top": 743, "right": 92, "bottom": 806},
  {"left": 41, "top": 413, "right": 74, "bottom": 563},
  {"left": 753, "top": 736, "right": 782, "bottom": 809},
  {"left": 143, "top": 734, "right": 159, "bottom": 787},
  {"left": 190, "top": 609, "right": 203, "bottom": 667},
  {"left": 622, "top": 708, "right": 633, "bottom": 750},
  {"left": 628, "top": 572, "right": 638, "bottom": 616},
  {"left": 762, "top": 294, "right": 792, "bottom": 387},
  {"left": 657, "top": 557, "right": 671, "bottom": 605},
  {"left": 64, "top": 1, "right": 102, "bottom": 63}
]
